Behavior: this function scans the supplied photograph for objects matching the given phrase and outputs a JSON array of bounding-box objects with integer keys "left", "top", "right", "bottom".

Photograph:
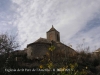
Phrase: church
[{"left": 26, "top": 25, "right": 76, "bottom": 60}]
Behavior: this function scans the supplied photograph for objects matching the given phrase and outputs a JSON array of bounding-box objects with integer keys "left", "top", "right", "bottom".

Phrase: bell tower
[{"left": 47, "top": 25, "right": 60, "bottom": 42}]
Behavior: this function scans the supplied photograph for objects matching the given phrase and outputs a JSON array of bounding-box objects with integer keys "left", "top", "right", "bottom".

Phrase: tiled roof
[
  {"left": 27, "top": 38, "right": 51, "bottom": 47},
  {"left": 34, "top": 38, "right": 51, "bottom": 44}
]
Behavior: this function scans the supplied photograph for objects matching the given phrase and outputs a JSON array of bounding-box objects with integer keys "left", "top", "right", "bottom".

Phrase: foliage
[
  {"left": 0, "top": 38, "right": 100, "bottom": 75},
  {"left": 0, "top": 33, "right": 19, "bottom": 74},
  {"left": 37, "top": 45, "right": 89, "bottom": 75}
]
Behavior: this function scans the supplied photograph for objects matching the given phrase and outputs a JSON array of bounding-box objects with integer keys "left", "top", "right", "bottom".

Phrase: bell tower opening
[
  {"left": 57, "top": 34, "right": 60, "bottom": 41},
  {"left": 47, "top": 25, "right": 60, "bottom": 42}
]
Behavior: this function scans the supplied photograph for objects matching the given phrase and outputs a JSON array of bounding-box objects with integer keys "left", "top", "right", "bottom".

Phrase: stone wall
[
  {"left": 27, "top": 41, "right": 77, "bottom": 60},
  {"left": 47, "top": 31, "right": 60, "bottom": 42},
  {"left": 27, "top": 43, "right": 50, "bottom": 60},
  {"left": 50, "top": 42, "right": 77, "bottom": 61}
]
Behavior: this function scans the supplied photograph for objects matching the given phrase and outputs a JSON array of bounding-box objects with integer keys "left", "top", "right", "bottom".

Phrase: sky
[{"left": 0, "top": 0, "right": 100, "bottom": 52}]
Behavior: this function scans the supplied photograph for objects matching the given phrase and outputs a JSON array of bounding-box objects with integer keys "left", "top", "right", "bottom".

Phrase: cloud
[
  {"left": 70, "top": 25, "right": 100, "bottom": 49},
  {"left": 0, "top": 0, "right": 19, "bottom": 34},
  {"left": 7, "top": 0, "right": 100, "bottom": 52}
]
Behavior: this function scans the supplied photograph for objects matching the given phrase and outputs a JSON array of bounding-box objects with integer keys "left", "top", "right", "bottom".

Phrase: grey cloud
[{"left": 7, "top": 0, "right": 100, "bottom": 51}]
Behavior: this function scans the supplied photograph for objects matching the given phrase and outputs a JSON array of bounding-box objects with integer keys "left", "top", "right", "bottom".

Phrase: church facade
[{"left": 26, "top": 25, "right": 76, "bottom": 60}]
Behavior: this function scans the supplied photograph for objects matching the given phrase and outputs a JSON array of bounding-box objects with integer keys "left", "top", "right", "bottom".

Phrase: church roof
[
  {"left": 34, "top": 38, "right": 51, "bottom": 44},
  {"left": 27, "top": 38, "right": 51, "bottom": 47},
  {"left": 47, "top": 25, "right": 58, "bottom": 32}
]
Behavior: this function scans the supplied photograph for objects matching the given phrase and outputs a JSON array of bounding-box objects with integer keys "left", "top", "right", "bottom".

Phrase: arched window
[{"left": 57, "top": 34, "right": 59, "bottom": 41}]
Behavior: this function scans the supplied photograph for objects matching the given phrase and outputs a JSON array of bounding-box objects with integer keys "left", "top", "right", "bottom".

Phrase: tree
[{"left": 0, "top": 33, "right": 19, "bottom": 55}]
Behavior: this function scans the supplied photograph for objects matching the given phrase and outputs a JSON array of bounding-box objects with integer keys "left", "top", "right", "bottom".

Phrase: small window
[{"left": 57, "top": 34, "right": 59, "bottom": 41}]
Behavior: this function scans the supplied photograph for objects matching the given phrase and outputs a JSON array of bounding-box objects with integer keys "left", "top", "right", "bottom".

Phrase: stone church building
[{"left": 26, "top": 25, "right": 76, "bottom": 60}]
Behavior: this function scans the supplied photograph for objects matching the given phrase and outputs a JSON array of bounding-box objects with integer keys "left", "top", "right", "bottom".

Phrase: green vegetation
[{"left": 0, "top": 34, "right": 100, "bottom": 75}]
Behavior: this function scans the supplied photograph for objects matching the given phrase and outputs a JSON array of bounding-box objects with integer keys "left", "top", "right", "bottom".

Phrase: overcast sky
[{"left": 0, "top": 0, "right": 100, "bottom": 52}]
